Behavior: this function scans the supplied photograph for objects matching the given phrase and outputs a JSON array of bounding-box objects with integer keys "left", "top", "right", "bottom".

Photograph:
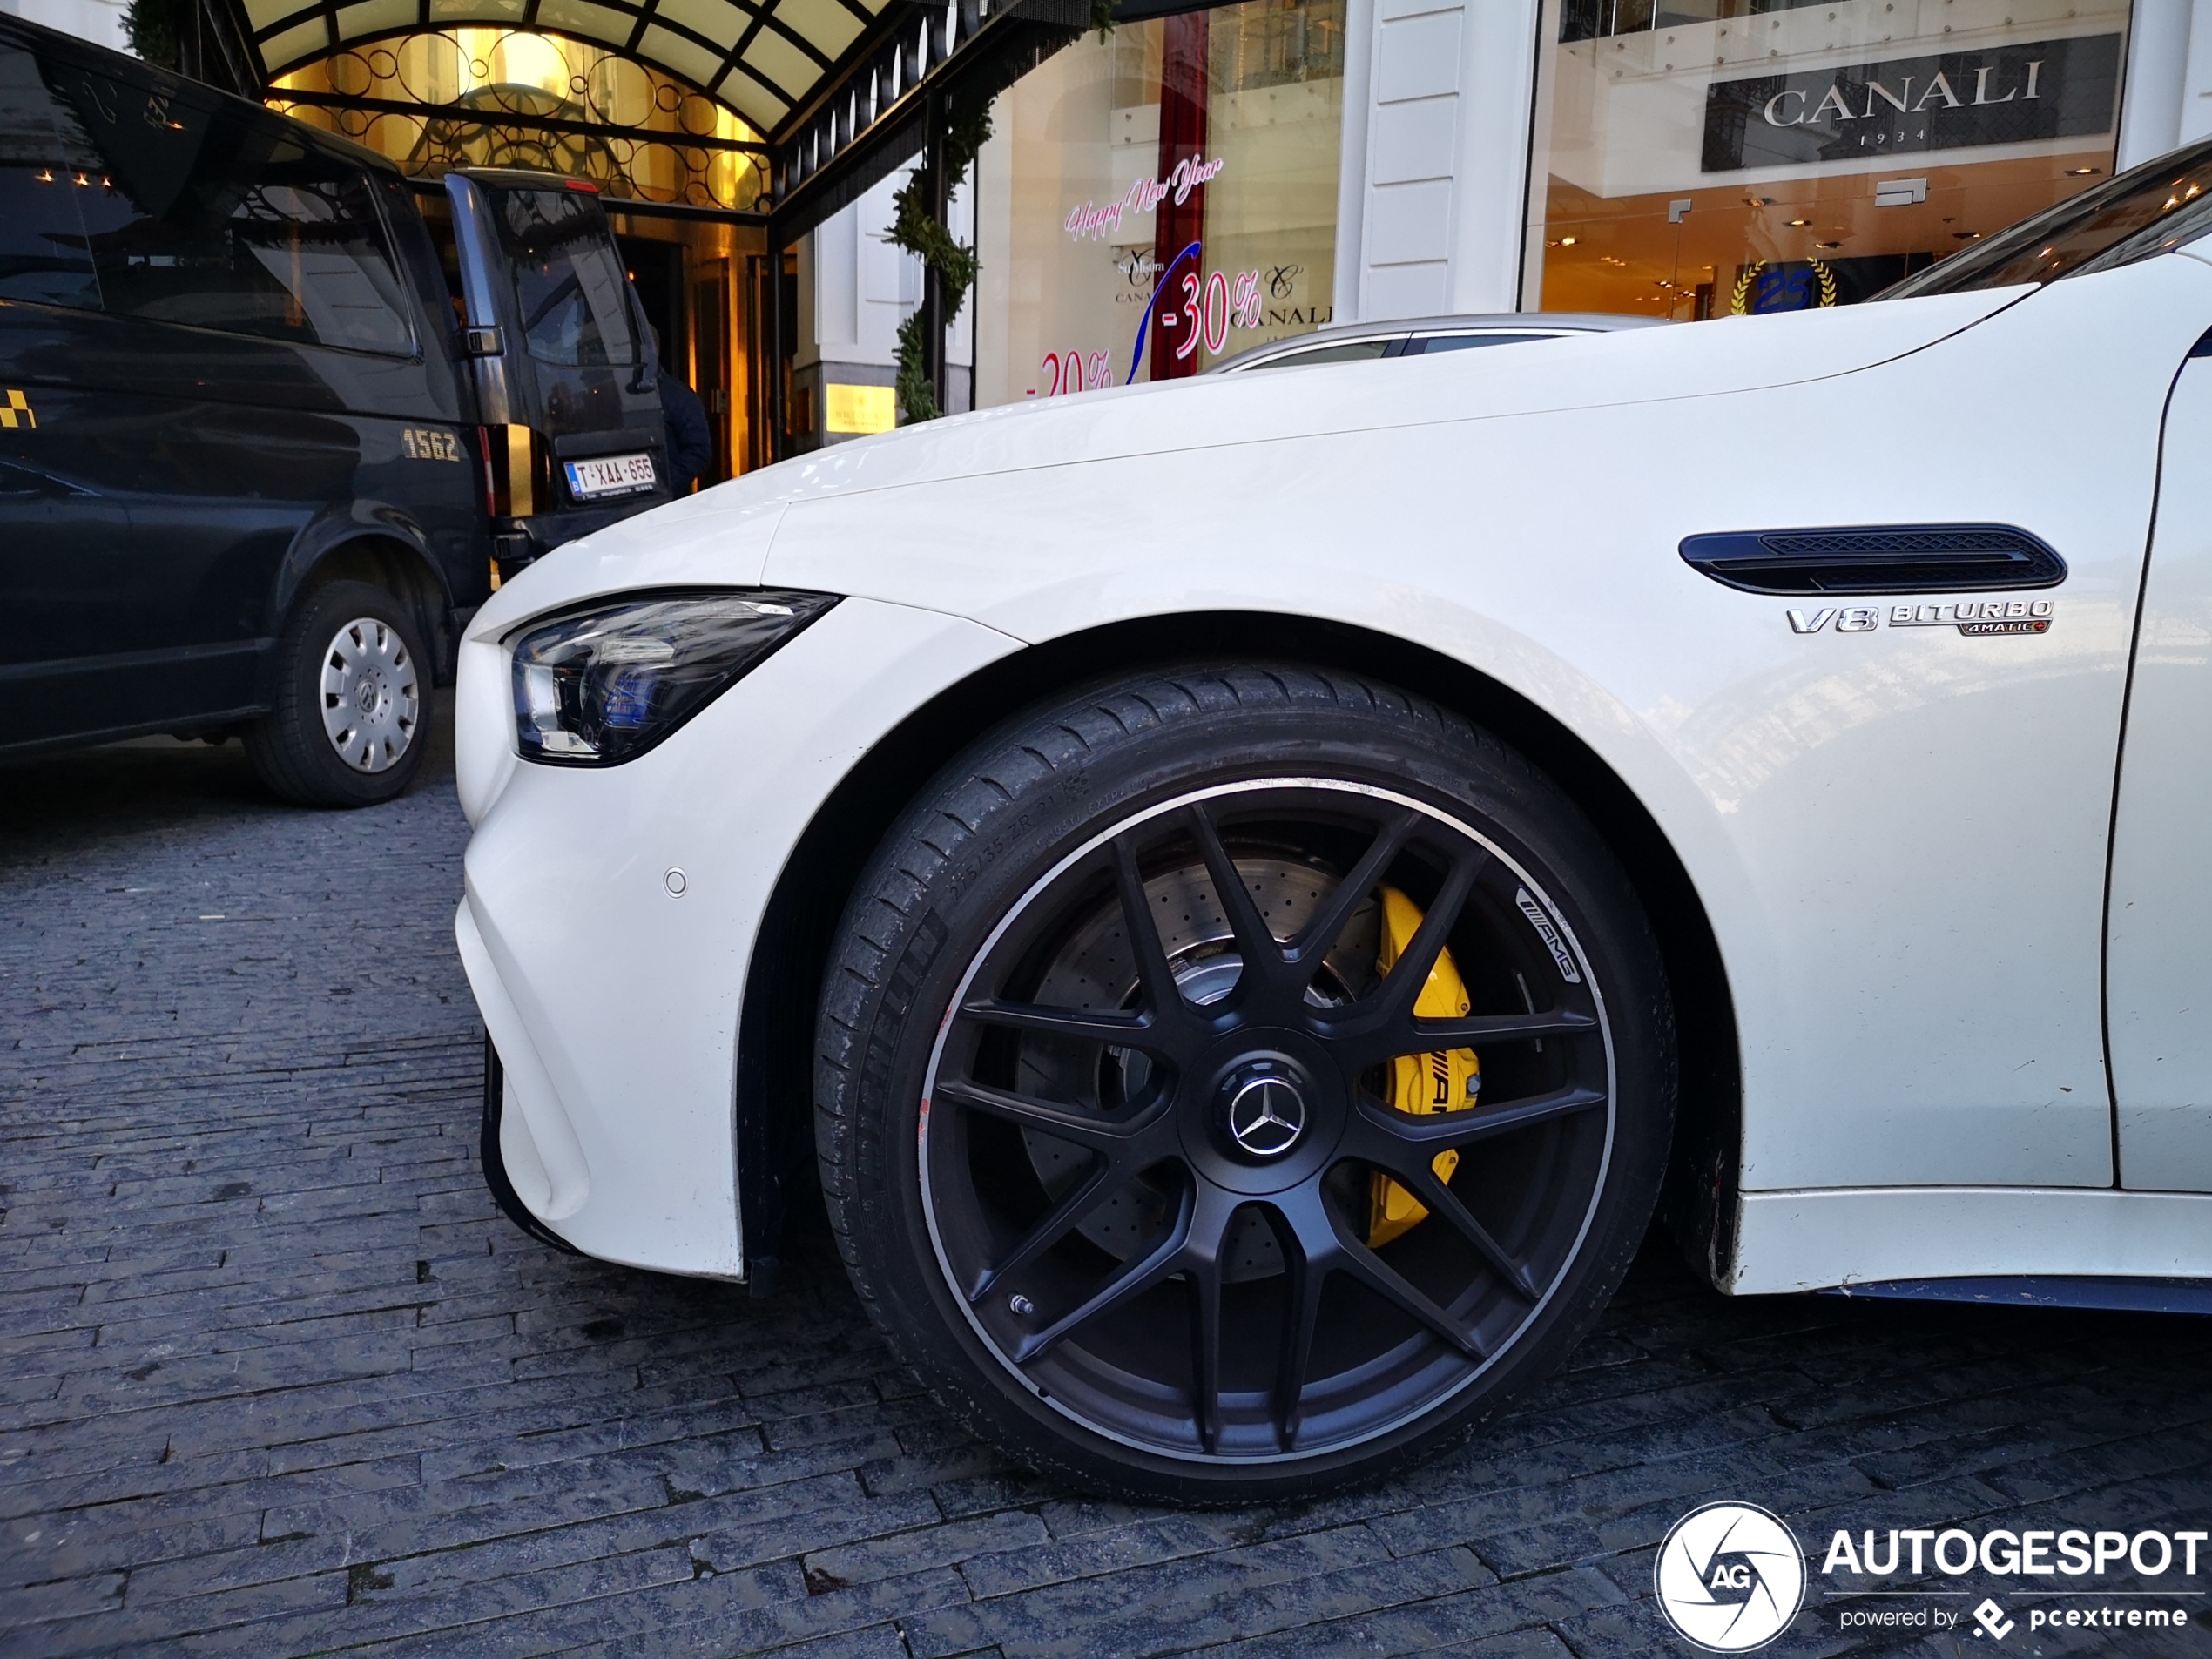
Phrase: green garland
[
  {"left": 124, "top": 0, "right": 185, "bottom": 68},
  {"left": 886, "top": 98, "right": 993, "bottom": 424},
  {"left": 887, "top": 0, "right": 1112, "bottom": 424}
]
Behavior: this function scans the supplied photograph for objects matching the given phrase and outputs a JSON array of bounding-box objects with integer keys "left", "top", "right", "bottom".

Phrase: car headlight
[{"left": 509, "top": 589, "right": 838, "bottom": 765}]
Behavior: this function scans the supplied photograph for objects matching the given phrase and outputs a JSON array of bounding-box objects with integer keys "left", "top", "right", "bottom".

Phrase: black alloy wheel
[{"left": 817, "top": 666, "right": 1673, "bottom": 1501}]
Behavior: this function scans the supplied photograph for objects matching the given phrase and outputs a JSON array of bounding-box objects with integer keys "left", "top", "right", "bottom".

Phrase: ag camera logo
[{"left": 1656, "top": 1502, "right": 1808, "bottom": 1651}]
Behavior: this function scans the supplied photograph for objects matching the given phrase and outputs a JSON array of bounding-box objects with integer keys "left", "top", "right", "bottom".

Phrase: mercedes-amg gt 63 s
[{"left": 455, "top": 141, "right": 2212, "bottom": 1501}]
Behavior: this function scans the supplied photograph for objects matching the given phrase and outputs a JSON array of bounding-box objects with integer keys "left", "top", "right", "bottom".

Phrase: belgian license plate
[{"left": 563, "top": 453, "right": 657, "bottom": 501}]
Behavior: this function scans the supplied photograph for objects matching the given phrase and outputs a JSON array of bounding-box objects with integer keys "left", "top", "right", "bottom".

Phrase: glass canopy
[{"left": 240, "top": 0, "right": 887, "bottom": 132}]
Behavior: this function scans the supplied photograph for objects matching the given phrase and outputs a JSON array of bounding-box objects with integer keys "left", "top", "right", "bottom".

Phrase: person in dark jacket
[{"left": 651, "top": 326, "right": 713, "bottom": 493}]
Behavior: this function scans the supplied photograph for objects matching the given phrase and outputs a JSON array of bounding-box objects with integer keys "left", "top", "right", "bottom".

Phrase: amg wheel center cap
[{"left": 1225, "top": 1071, "right": 1306, "bottom": 1159}]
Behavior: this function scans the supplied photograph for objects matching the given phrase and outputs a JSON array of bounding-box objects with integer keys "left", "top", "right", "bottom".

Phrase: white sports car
[{"left": 455, "top": 144, "right": 2212, "bottom": 1502}]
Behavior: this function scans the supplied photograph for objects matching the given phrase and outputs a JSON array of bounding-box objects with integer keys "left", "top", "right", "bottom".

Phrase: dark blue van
[{"left": 0, "top": 13, "right": 672, "bottom": 804}]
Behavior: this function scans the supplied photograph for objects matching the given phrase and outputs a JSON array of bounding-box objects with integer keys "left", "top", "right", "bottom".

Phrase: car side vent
[{"left": 1679, "top": 524, "right": 2067, "bottom": 595}]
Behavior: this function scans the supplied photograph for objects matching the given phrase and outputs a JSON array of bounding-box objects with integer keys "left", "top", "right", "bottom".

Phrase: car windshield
[{"left": 1884, "top": 140, "right": 2212, "bottom": 299}]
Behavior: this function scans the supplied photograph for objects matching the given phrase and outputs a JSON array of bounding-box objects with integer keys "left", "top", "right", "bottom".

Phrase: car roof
[{"left": 1207, "top": 311, "right": 1663, "bottom": 374}]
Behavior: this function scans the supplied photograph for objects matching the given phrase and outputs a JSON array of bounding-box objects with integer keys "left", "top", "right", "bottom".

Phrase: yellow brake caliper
[{"left": 1366, "top": 887, "right": 1480, "bottom": 1247}]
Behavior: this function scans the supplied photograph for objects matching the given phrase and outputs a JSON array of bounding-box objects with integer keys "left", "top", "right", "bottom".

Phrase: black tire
[
  {"left": 816, "top": 664, "right": 1675, "bottom": 1504},
  {"left": 247, "top": 578, "right": 429, "bottom": 808}
]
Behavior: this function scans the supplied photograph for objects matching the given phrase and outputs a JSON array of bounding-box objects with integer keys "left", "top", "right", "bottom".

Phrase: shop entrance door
[
  {"left": 618, "top": 235, "right": 685, "bottom": 380},
  {"left": 692, "top": 263, "right": 732, "bottom": 483},
  {"left": 610, "top": 210, "right": 758, "bottom": 488}
]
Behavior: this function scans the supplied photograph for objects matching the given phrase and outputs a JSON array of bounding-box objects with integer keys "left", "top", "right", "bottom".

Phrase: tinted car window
[
  {"left": 1406, "top": 333, "right": 1554, "bottom": 354},
  {"left": 11, "top": 48, "right": 415, "bottom": 354},
  {"left": 496, "top": 186, "right": 637, "bottom": 368},
  {"left": 0, "top": 41, "right": 99, "bottom": 308},
  {"left": 75, "top": 119, "right": 411, "bottom": 354},
  {"left": 1247, "top": 338, "right": 1395, "bottom": 369},
  {"left": 1885, "top": 140, "right": 2212, "bottom": 299},
  {"left": 32, "top": 50, "right": 413, "bottom": 353}
]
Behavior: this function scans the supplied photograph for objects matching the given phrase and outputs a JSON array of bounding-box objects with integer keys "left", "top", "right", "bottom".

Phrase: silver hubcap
[{"left": 319, "top": 617, "right": 418, "bottom": 773}]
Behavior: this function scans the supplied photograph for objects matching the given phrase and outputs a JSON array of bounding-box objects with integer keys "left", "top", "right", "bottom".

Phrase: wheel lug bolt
[{"left": 1008, "top": 1295, "right": 1035, "bottom": 1317}]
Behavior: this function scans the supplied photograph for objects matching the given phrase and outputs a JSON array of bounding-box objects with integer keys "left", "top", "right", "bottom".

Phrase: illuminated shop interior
[{"left": 1527, "top": 0, "right": 2132, "bottom": 315}]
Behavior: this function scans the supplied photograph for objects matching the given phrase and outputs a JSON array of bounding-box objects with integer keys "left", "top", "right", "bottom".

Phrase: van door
[
  {"left": 0, "top": 455, "right": 132, "bottom": 738},
  {"left": 444, "top": 171, "right": 668, "bottom": 572}
]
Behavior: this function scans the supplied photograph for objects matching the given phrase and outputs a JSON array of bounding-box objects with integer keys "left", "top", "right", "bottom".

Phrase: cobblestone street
[{"left": 3, "top": 709, "right": 2210, "bottom": 1659}]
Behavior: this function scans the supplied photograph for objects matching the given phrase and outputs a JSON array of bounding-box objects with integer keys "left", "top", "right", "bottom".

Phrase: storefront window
[
  {"left": 973, "top": 0, "right": 1345, "bottom": 404},
  {"left": 1525, "top": 0, "right": 2133, "bottom": 317}
]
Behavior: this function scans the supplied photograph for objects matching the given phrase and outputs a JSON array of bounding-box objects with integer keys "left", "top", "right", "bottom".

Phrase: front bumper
[{"left": 451, "top": 595, "right": 1019, "bottom": 1279}]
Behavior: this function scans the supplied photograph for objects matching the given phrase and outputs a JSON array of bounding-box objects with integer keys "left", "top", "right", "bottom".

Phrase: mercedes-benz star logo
[{"left": 1227, "top": 1076, "right": 1305, "bottom": 1158}]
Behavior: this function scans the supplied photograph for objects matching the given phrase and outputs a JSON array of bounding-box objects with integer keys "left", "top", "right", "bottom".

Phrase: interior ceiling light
[
  {"left": 1787, "top": 218, "right": 1810, "bottom": 226},
  {"left": 2067, "top": 166, "right": 2097, "bottom": 176}
]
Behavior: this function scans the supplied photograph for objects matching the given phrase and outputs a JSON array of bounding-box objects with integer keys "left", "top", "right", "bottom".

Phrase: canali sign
[{"left": 1702, "top": 35, "right": 2121, "bottom": 171}]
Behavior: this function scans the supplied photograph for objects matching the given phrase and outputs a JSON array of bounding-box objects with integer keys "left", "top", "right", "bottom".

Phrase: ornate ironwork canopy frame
[
  {"left": 274, "top": 84, "right": 767, "bottom": 159},
  {"left": 764, "top": 0, "right": 1082, "bottom": 240}
]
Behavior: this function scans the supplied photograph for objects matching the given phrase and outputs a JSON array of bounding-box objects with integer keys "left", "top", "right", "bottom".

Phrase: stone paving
[{"left": 3, "top": 708, "right": 2211, "bottom": 1658}]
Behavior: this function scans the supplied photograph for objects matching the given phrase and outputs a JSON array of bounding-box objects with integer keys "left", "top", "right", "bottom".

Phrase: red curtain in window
[{"left": 1149, "top": 8, "right": 1211, "bottom": 382}]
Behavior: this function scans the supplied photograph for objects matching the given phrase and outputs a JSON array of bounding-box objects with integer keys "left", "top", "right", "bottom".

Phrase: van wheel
[
  {"left": 248, "top": 579, "right": 428, "bottom": 808},
  {"left": 815, "top": 664, "right": 1675, "bottom": 1502}
]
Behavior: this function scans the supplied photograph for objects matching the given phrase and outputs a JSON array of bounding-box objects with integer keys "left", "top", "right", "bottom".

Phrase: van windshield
[{"left": 1884, "top": 141, "right": 2212, "bottom": 299}]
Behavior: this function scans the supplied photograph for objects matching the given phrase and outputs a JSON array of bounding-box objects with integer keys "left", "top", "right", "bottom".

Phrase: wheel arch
[
  {"left": 272, "top": 523, "right": 459, "bottom": 690},
  {"left": 734, "top": 610, "right": 1742, "bottom": 1294}
]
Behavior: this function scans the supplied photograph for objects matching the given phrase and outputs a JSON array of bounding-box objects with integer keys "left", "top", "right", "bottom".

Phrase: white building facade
[
  {"left": 0, "top": 0, "right": 127, "bottom": 51},
  {"left": 794, "top": 0, "right": 2212, "bottom": 442}
]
